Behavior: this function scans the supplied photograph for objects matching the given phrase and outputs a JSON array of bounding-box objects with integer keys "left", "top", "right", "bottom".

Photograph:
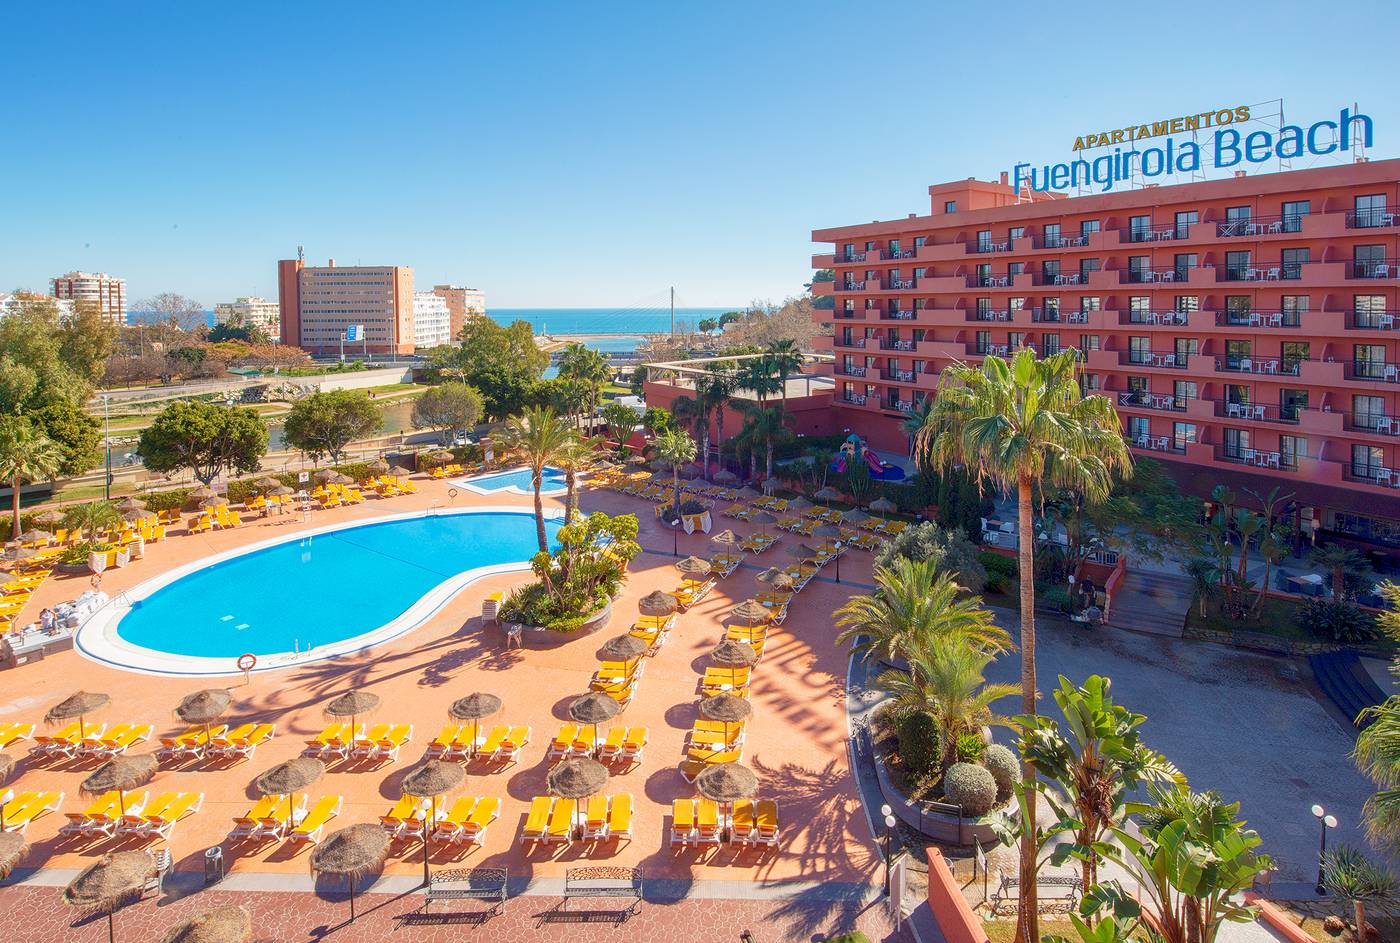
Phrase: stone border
[
  {"left": 74, "top": 505, "right": 563, "bottom": 678},
  {"left": 455, "top": 465, "right": 567, "bottom": 497}
]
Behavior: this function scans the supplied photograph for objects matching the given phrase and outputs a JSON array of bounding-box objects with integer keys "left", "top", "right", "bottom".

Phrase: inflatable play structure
[{"left": 830, "top": 434, "right": 906, "bottom": 481}]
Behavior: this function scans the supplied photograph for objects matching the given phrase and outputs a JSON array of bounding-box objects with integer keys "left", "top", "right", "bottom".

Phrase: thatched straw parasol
[
  {"left": 175, "top": 689, "right": 232, "bottom": 745},
  {"left": 310, "top": 823, "right": 390, "bottom": 923},
  {"left": 756, "top": 567, "right": 794, "bottom": 590},
  {"left": 33, "top": 509, "right": 65, "bottom": 526},
  {"left": 365, "top": 459, "right": 390, "bottom": 475},
  {"left": 675, "top": 556, "right": 712, "bottom": 578},
  {"left": 760, "top": 478, "right": 780, "bottom": 495},
  {"left": 199, "top": 496, "right": 228, "bottom": 509},
  {"left": 313, "top": 469, "right": 338, "bottom": 482},
  {"left": 400, "top": 761, "right": 466, "bottom": 882},
  {"left": 748, "top": 510, "right": 777, "bottom": 539},
  {"left": 677, "top": 465, "right": 702, "bottom": 480},
  {"left": 158, "top": 905, "right": 252, "bottom": 943},
  {"left": 786, "top": 542, "right": 820, "bottom": 560},
  {"left": 121, "top": 509, "right": 156, "bottom": 524},
  {"left": 812, "top": 522, "right": 844, "bottom": 581},
  {"left": 0, "top": 754, "right": 14, "bottom": 785},
  {"left": 735, "top": 486, "right": 760, "bottom": 500},
  {"left": 730, "top": 599, "right": 773, "bottom": 626},
  {"left": 428, "top": 450, "right": 455, "bottom": 463},
  {"left": 254, "top": 477, "right": 281, "bottom": 490},
  {"left": 638, "top": 590, "right": 678, "bottom": 617},
  {"left": 695, "top": 762, "right": 759, "bottom": 804},
  {"left": 787, "top": 496, "right": 814, "bottom": 513},
  {"left": 81, "top": 755, "right": 158, "bottom": 815},
  {"left": 568, "top": 692, "right": 621, "bottom": 755},
  {"left": 813, "top": 486, "right": 842, "bottom": 504},
  {"left": 188, "top": 486, "right": 218, "bottom": 500},
  {"left": 268, "top": 486, "right": 294, "bottom": 497},
  {"left": 14, "top": 529, "right": 51, "bottom": 543},
  {"left": 712, "top": 469, "right": 738, "bottom": 484},
  {"left": 598, "top": 634, "right": 648, "bottom": 662},
  {"left": 546, "top": 757, "right": 609, "bottom": 799},
  {"left": 447, "top": 693, "right": 502, "bottom": 759},
  {"left": 0, "top": 831, "right": 29, "bottom": 881},
  {"left": 115, "top": 498, "right": 145, "bottom": 512},
  {"left": 324, "top": 690, "right": 380, "bottom": 730},
  {"left": 699, "top": 692, "right": 753, "bottom": 724},
  {"left": 869, "top": 497, "right": 897, "bottom": 514},
  {"left": 256, "top": 757, "right": 325, "bottom": 833},
  {"left": 710, "top": 530, "right": 739, "bottom": 547},
  {"left": 625, "top": 453, "right": 648, "bottom": 466},
  {"left": 63, "top": 850, "right": 158, "bottom": 942},
  {"left": 841, "top": 508, "right": 870, "bottom": 525},
  {"left": 4, "top": 546, "right": 37, "bottom": 562},
  {"left": 710, "top": 639, "right": 758, "bottom": 668},
  {"left": 46, "top": 691, "right": 110, "bottom": 743},
  {"left": 330, "top": 473, "right": 355, "bottom": 486}
]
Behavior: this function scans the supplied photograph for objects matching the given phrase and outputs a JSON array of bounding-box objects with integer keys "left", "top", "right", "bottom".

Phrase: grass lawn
[
  {"left": 1184, "top": 592, "right": 1313, "bottom": 642},
  {"left": 985, "top": 919, "right": 1078, "bottom": 943}
]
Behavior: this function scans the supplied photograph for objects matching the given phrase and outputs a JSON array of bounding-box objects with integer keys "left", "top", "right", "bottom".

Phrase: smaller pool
[{"left": 458, "top": 465, "right": 567, "bottom": 497}]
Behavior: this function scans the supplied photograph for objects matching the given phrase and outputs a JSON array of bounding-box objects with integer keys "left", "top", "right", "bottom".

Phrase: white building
[
  {"left": 412, "top": 290, "right": 452, "bottom": 349},
  {"left": 213, "top": 296, "right": 281, "bottom": 342},
  {"left": 0, "top": 292, "right": 74, "bottom": 320},
  {"left": 50, "top": 271, "right": 126, "bottom": 324}
]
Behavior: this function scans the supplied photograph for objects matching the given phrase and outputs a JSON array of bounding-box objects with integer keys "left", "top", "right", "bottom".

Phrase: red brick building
[{"left": 810, "top": 160, "right": 1400, "bottom": 549}]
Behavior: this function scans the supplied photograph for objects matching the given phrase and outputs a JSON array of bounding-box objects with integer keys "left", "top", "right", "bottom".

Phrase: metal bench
[
  {"left": 423, "top": 867, "right": 508, "bottom": 914},
  {"left": 562, "top": 866, "right": 643, "bottom": 912},
  {"left": 991, "top": 874, "right": 1082, "bottom": 914}
]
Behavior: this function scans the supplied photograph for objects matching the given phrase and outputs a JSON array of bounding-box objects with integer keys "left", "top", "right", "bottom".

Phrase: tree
[
  {"left": 57, "top": 301, "right": 118, "bottom": 383},
  {"left": 737, "top": 403, "right": 789, "bottom": 480},
  {"left": 641, "top": 406, "right": 673, "bottom": 436},
  {"left": 208, "top": 322, "right": 270, "bottom": 344},
  {"left": 874, "top": 521, "right": 987, "bottom": 595},
  {"left": 556, "top": 343, "right": 611, "bottom": 422},
  {"left": 30, "top": 400, "right": 101, "bottom": 477},
  {"left": 718, "top": 311, "right": 742, "bottom": 329},
  {"left": 805, "top": 269, "right": 835, "bottom": 309},
  {"left": 136, "top": 400, "right": 268, "bottom": 485},
  {"left": 554, "top": 434, "right": 600, "bottom": 525},
  {"left": 601, "top": 403, "right": 640, "bottom": 452},
  {"left": 1184, "top": 557, "right": 1218, "bottom": 619},
  {"left": 1323, "top": 845, "right": 1398, "bottom": 942},
  {"left": 913, "top": 348, "right": 1130, "bottom": 943},
  {"left": 430, "top": 316, "right": 548, "bottom": 420},
  {"left": 738, "top": 355, "right": 781, "bottom": 408},
  {"left": 1313, "top": 543, "right": 1373, "bottom": 601},
  {"left": 138, "top": 292, "right": 207, "bottom": 332},
  {"left": 699, "top": 364, "right": 738, "bottom": 474},
  {"left": 411, "top": 383, "right": 484, "bottom": 444},
  {"left": 63, "top": 500, "right": 118, "bottom": 541},
  {"left": 0, "top": 418, "right": 63, "bottom": 539},
  {"left": 651, "top": 427, "right": 696, "bottom": 522},
  {"left": 282, "top": 390, "right": 379, "bottom": 465},
  {"left": 766, "top": 339, "right": 803, "bottom": 412},
  {"left": 1354, "top": 582, "right": 1400, "bottom": 851},
  {"left": 501, "top": 406, "right": 574, "bottom": 552},
  {"left": 629, "top": 364, "right": 647, "bottom": 397},
  {"left": 698, "top": 317, "right": 718, "bottom": 334}
]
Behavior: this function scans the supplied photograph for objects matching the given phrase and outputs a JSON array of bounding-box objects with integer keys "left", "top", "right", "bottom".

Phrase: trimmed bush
[
  {"left": 942, "top": 761, "right": 997, "bottom": 817},
  {"left": 894, "top": 709, "right": 940, "bottom": 776},
  {"left": 824, "top": 934, "right": 872, "bottom": 943},
  {"left": 955, "top": 731, "right": 985, "bottom": 764},
  {"left": 1299, "top": 598, "right": 1377, "bottom": 643},
  {"left": 979, "top": 551, "right": 1018, "bottom": 593},
  {"left": 982, "top": 744, "right": 1018, "bottom": 802}
]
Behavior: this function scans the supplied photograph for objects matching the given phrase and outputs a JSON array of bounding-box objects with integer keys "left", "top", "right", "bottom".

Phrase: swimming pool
[
  {"left": 77, "top": 507, "right": 561, "bottom": 676},
  {"left": 458, "top": 465, "right": 567, "bottom": 496}
]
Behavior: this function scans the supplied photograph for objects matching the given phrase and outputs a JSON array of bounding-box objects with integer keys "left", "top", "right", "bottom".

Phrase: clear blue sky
[{"left": 2, "top": 0, "right": 1395, "bottom": 309}]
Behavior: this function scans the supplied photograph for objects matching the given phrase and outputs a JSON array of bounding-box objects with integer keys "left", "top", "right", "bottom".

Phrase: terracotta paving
[{"left": 0, "top": 473, "right": 882, "bottom": 896}]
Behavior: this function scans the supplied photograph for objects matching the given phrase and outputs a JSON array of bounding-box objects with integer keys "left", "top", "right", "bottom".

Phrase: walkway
[{"left": 1109, "top": 570, "right": 1191, "bottom": 637}]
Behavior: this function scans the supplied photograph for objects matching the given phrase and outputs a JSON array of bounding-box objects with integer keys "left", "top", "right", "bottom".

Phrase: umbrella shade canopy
[
  {"left": 813, "top": 487, "right": 842, "bottom": 502},
  {"left": 638, "top": 590, "right": 678, "bottom": 617},
  {"left": 675, "top": 556, "right": 712, "bottom": 577},
  {"left": 869, "top": 497, "right": 897, "bottom": 513},
  {"left": 255, "top": 758, "right": 325, "bottom": 797},
  {"left": 14, "top": 529, "right": 51, "bottom": 543},
  {"left": 159, "top": 905, "right": 252, "bottom": 943},
  {"left": 448, "top": 692, "right": 502, "bottom": 721},
  {"left": 330, "top": 473, "right": 355, "bottom": 486},
  {"left": 730, "top": 599, "right": 773, "bottom": 625},
  {"left": 748, "top": 511, "right": 777, "bottom": 526},
  {"left": 786, "top": 497, "right": 814, "bottom": 512},
  {"left": 0, "top": 754, "right": 14, "bottom": 785},
  {"left": 710, "top": 529, "right": 739, "bottom": 547},
  {"left": 812, "top": 524, "right": 842, "bottom": 540},
  {"left": 755, "top": 567, "right": 794, "bottom": 589},
  {"left": 364, "top": 460, "right": 390, "bottom": 474},
  {"left": 188, "top": 486, "right": 218, "bottom": 500},
  {"left": 699, "top": 693, "right": 753, "bottom": 723},
  {"left": 677, "top": 465, "right": 703, "bottom": 480},
  {"left": 63, "top": 850, "right": 157, "bottom": 913},
  {"left": 841, "top": 509, "right": 870, "bottom": 524},
  {"left": 310, "top": 823, "right": 390, "bottom": 880},
  {"left": 598, "top": 634, "right": 649, "bottom": 661},
  {"left": 33, "top": 509, "right": 65, "bottom": 525},
  {"left": 695, "top": 762, "right": 759, "bottom": 803},
  {"left": 712, "top": 470, "right": 738, "bottom": 484},
  {"left": 199, "top": 496, "right": 228, "bottom": 509},
  {"left": 254, "top": 477, "right": 281, "bottom": 490},
  {"left": 115, "top": 498, "right": 146, "bottom": 511},
  {"left": 568, "top": 692, "right": 621, "bottom": 725},
  {"left": 269, "top": 486, "right": 294, "bottom": 497},
  {"left": 4, "top": 547, "right": 37, "bottom": 562},
  {"left": 46, "top": 691, "right": 110, "bottom": 725},
  {"left": 429, "top": 450, "right": 455, "bottom": 462},
  {"left": 390, "top": 461, "right": 414, "bottom": 474},
  {"left": 760, "top": 479, "right": 780, "bottom": 494},
  {"left": 324, "top": 690, "right": 381, "bottom": 719},
  {"left": 710, "top": 639, "right": 758, "bottom": 668},
  {"left": 735, "top": 486, "right": 760, "bottom": 499},
  {"left": 0, "top": 831, "right": 29, "bottom": 881},
  {"left": 546, "top": 758, "right": 609, "bottom": 799},
  {"left": 81, "top": 755, "right": 158, "bottom": 798},
  {"left": 122, "top": 509, "right": 157, "bottom": 523},
  {"left": 786, "top": 543, "right": 820, "bottom": 559},
  {"left": 401, "top": 760, "right": 466, "bottom": 798},
  {"left": 175, "top": 689, "right": 231, "bottom": 725},
  {"left": 625, "top": 454, "right": 649, "bottom": 465},
  {"left": 313, "top": 469, "right": 339, "bottom": 482}
]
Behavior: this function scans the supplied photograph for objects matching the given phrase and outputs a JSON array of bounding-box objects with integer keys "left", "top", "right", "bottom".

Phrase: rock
[{"left": 1322, "top": 915, "right": 1346, "bottom": 935}]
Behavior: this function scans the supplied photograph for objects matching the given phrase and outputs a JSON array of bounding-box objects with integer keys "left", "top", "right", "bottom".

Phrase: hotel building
[
  {"left": 277, "top": 258, "right": 415, "bottom": 356},
  {"left": 49, "top": 271, "right": 126, "bottom": 325},
  {"left": 810, "top": 160, "right": 1400, "bottom": 549},
  {"left": 431, "top": 284, "right": 486, "bottom": 342},
  {"left": 213, "top": 296, "right": 281, "bottom": 342},
  {"left": 412, "top": 290, "right": 452, "bottom": 348}
]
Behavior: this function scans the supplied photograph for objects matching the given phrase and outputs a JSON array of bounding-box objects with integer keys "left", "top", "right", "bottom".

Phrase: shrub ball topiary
[
  {"left": 982, "top": 744, "right": 1019, "bottom": 802},
  {"left": 942, "top": 761, "right": 998, "bottom": 817},
  {"left": 894, "top": 709, "right": 941, "bottom": 776}
]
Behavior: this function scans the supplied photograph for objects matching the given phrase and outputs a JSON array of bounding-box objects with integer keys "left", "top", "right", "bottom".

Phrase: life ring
[{"left": 237, "top": 653, "right": 257, "bottom": 672}]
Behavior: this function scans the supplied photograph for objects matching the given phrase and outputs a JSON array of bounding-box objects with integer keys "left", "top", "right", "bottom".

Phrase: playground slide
[
  {"left": 830, "top": 457, "right": 847, "bottom": 474},
  {"left": 863, "top": 449, "right": 885, "bottom": 474}
]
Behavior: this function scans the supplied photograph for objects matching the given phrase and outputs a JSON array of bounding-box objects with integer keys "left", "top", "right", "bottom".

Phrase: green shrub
[
  {"left": 59, "top": 541, "right": 114, "bottom": 565},
  {"left": 823, "top": 934, "right": 872, "bottom": 943},
  {"left": 1038, "top": 585, "right": 1073, "bottom": 614},
  {"left": 979, "top": 551, "right": 1018, "bottom": 593},
  {"left": 874, "top": 521, "right": 986, "bottom": 594},
  {"left": 141, "top": 489, "right": 193, "bottom": 512},
  {"left": 894, "top": 709, "right": 940, "bottom": 776},
  {"left": 955, "top": 731, "right": 986, "bottom": 764},
  {"left": 982, "top": 743, "right": 1018, "bottom": 802},
  {"left": 942, "top": 761, "right": 998, "bottom": 816},
  {"left": 1298, "top": 598, "right": 1377, "bottom": 643}
]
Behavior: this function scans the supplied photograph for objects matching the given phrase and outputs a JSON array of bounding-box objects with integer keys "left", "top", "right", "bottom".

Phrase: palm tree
[
  {"left": 1322, "top": 845, "right": 1398, "bottom": 943},
  {"left": 766, "top": 340, "right": 803, "bottom": 413},
  {"left": 0, "top": 419, "right": 64, "bottom": 540},
  {"left": 738, "top": 355, "right": 781, "bottom": 409},
  {"left": 912, "top": 348, "right": 1129, "bottom": 943},
  {"left": 501, "top": 405, "right": 574, "bottom": 551},
  {"left": 1355, "top": 584, "right": 1400, "bottom": 850},
  {"left": 1314, "top": 542, "right": 1373, "bottom": 601},
  {"left": 737, "top": 403, "right": 789, "bottom": 480},
  {"left": 836, "top": 559, "right": 1011, "bottom": 665},
  {"left": 553, "top": 433, "right": 599, "bottom": 525},
  {"left": 702, "top": 365, "right": 739, "bottom": 476},
  {"left": 63, "top": 500, "right": 119, "bottom": 543},
  {"left": 694, "top": 367, "right": 738, "bottom": 479},
  {"left": 651, "top": 427, "right": 696, "bottom": 538},
  {"left": 556, "top": 343, "right": 612, "bottom": 425}
]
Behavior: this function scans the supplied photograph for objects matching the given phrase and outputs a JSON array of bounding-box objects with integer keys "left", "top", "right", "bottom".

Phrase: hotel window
[
  {"left": 1174, "top": 337, "right": 1198, "bottom": 364},
  {"left": 1173, "top": 253, "right": 1197, "bottom": 281},
  {"left": 1355, "top": 194, "right": 1388, "bottom": 228},
  {"left": 1173, "top": 422, "right": 1198, "bottom": 449},
  {"left": 1080, "top": 219, "right": 1100, "bottom": 237},
  {"left": 1043, "top": 223, "right": 1061, "bottom": 248},
  {"left": 944, "top": 201, "right": 957, "bottom": 213},
  {"left": 1008, "top": 262, "right": 1025, "bottom": 277},
  {"left": 1225, "top": 340, "right": 1251, "bottom": 369},
  {"left": 1009, "top": 296, "right": 1026, "bottom": 312},
  {"left": 976, "top": 297, "right": 991, "bottom": 317},
  {"left": 1224, "top": 428, "right": 1251, "bottom": 459},
  {"left": 975, "top": 331, "right": 990, "bottom": 354},
  {"left": 1281, "top": 200, "right": 1310, "bottom": 232},
  {"left": 1127, "top": 255, "right": 1149, "bottom": 281},
  {"left": 1354, "top": 244, "right": 1387, "bottom": 277},
  {"left": 1225, "top": 250, "right": 1251, "bottom": 280},
  {"left": 1080, "top": 373, "right": 1101, "bottom": 391},
  {"left": 1226, "top": 205, "right": 1252, "bottom": 224},
  {"left": 1354, "top": 343, "right": 1388, "bottom": 379},
  {"left": 1009, "top": 226, "right": 1026, "bottom": 242},
  {"left": 1042, "top": 260, "right": 1061, "bottom": 282},
  {"left": 865, "top": 269, "right": 878, "bottom": 282},
  {"left": 1080, "top": 258, "right": 1101, "bottom": 279},
  {"left": 1127, "top": 416, "right": 1150, "bottom": 441},
  {"left": 913, "top": 267, "right": 926, "bottom": 279},
  {"left": 1079, "top": 334, "right": 1100, "bottom": 351},
  {"left": 1278, "top": 295, "right": 1307, "bottom": 326},
  {"left": 842, "top": 299, "right": 855, "bottom": 313},
  {"left": 1354, "top": 395, "right": 1386, "bottom": 430},
  {"left": 1279, "top": 435, "right": 1306, "bottom": 468},
  {"left": 1128, "top": 336, "right": 1151, "bottom": 364},
  {"left": 1355, "top": 294, "right": 1388, "bottom": 328},
  {"left": 1281, "top": 247, "right": 1309, "bottom": 279},
  {"left": 1129, "top": 296, "right": 1151, "bottom": 319},
  {"left": 1127, "top": 376, "right": 1149, "bottom": 398},
  {"left": 1080, "top": 296, "right": 1101, "bottom": 312},
  {"left": 1042, "top": 333, "right": 1061, "bottom": 355},
  {"left": 914, "top": 236, "right": 926, "bottom": 248},
  {"left": 976, "top": 263, "right": 991, "bottom": 285},
  {"left": 843, "top": 243, "right": 856, "bottom": 261},
  {"left": 1174, "top": 295, "right": 1199, "bottom": 314},
  {"left": 1353, "top": 444, "right": 1385, "bottom": 480},
  {"left": 1174, "top": 210, "right": 1198, "bottom": 239},
  {"left": 1281, "top": 341, "right": 1310, "bottom": 374},
  {"left": 865, "top": 241, "right": 876, "bottom": 251},
  {"left": 1043, "top": 297, "right": 1060, "bottom": 320},
  {"left": 1009, "top": 332, "right": 1026, "bottom": 349},
  {"left": 976, "top": 230, "right": 992, "bottom": 252},
  {"left": 888, "top": 239, "right": 901, "bottom": 255},
  {"left": 1174, "top": 379, "right": 1197, "bottom": 405},
  {"left": 1129, "top": 214, "right": 1152, "bottom": 242},
  {"left": 1281, "top": 388, "right": 1308, "bottom": 421},
  {"left": 1225, "top": 295, "right": 1251, "bottom": 323}
]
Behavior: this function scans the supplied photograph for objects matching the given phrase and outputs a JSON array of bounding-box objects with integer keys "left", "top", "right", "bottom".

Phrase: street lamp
[
  {"left": 1312, "top": 803, "right": 1337, "bottom": 895},
  {"left": 880, "top": 803, "right": 897, "bottom": 896}
]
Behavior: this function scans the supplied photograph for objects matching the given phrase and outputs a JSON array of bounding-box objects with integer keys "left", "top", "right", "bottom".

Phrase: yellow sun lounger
[
  {"left": 429, "top": 796, "right": 477, "bottom": 842},
  {"left": 0, "top": 723, "right": 34, "bottom": 749},
  {"left": 287, "top": 795, "right": 343, "bottom": 844},
  {"left": 545, "top": 797, "right": 576, "bottom": 845},
  {"left": 520, "top": 795, "right": 552, "bottom": 844},
  {"left": 1, "top": 790, "right": 63, "bottom": 834}
]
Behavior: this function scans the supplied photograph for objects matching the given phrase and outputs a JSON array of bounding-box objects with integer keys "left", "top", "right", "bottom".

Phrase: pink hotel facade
[{"left": 809, "top": 159, "right": 1400, "bottom": 549}]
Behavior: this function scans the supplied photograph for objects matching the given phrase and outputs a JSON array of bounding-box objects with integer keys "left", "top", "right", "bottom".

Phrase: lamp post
[
  {"left": 1312, "top": 803, "right": 1337, "bottom": 895},
  {"left": 880, "top": 803, "right": 896, "bottom": 896}
]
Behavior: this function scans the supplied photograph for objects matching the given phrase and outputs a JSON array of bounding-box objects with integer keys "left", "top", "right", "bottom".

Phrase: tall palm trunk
[
  {"left": 765, "top": 437, "right": 774, "bottom": 479},
  {"left": 715, "top": 411, "right": 726, "bottom": 475},
  {"left": 10, "top": 472, "right": 21, "bottom": 540},
  {"left": 1354, "top": 900, "right": 1369, "bottom": 943},
  {"left": 532, "top": 468, "right": 547, "bottom": 552},
  {"left": 564, "top": 470, "right": 578, "bottom": 525},
  {"left": 672, "top": 469, "right": 681, "bottom": 519},
  {"left": 701, "top": 428, "right": 711, "bottom": 480},
  {"left": 1013, "top": 474, "right": 1040, "bottom": 943}
]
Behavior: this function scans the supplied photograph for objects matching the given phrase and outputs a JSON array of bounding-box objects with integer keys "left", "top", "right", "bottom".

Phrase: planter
[
  {"left": 516, "top": 597, "right": 613, "bottom": 649},
  {"left": 56, "top": 562, "right": 90, "bottom": 576}
]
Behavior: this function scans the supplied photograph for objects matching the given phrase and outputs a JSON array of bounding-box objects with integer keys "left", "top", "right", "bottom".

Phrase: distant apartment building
[
  {"left": 431, "top": 284, "right": 486, "bottom": 341},
  {"left": 0, "top": 291, "right": 73, "bottom": 319},
  {"left": 213, "top": 296, "right": 281, "bottom": 342},
  {"left": 412, "top": 291, "right": 452, "bottom": 348},
  {"left": 49, "top": 271, "right": 126, "bottom": 324},
  {"left": 277, "top": 258, "right": 415, "bottom": 356}
]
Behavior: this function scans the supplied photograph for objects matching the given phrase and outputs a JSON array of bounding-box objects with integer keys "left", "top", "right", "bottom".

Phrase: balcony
[
  {"left": 1345, "top": 362, "right": 1400, "bottom": 383},
  {"left": 1346, "top": 415, "right": 1400, "bottom": 437},
  {"left": 1216, "top": 401, "right": 1301, "bottom": 424},
  {"left": 1118, "top": 391, "right": 1185, "bottom": 412},
  {"left": 887, "top": 278, "right": 915, "bottom": 290},
  {"left": 884, "top": 308, "right": 917, "bottom": 321},
  {"left": 1129, "top": 434, "right": 1184, "bottom": 454},
  {"left": 1214, "top": 356, "right": 1302, "bottom": 377},
  {"left": 1120, "top": 224, "right": 1183, "bottom": 243},
  {"left": 1125, "top": 351, "right": 1186, "bottom": 370},
  {"left": 881, "top": 338, "right": 916, "bottom": 352},
  {"left": 1344, "top": 466, "right": 1400, "bottom": 490},
  {"left": 881, "top": 367, "right": 917, "bottom": 383},
  {"left": 974, "top": 344, "right": 1011, "bottom": 358},
  {"left": 970, "top": 240, "right": 1011, "bottom": 254},
  {"left": 1042, "top": 271, "right": 1096, "bottom": 287},
  {"left": 1348, "top": 310, "right": 1400, "bottom": 331},
  {"left": 1216, "top": 262, "right": 1307, "bottom": 282},
  {"left": 1031, "top": 307, "right": 1066, "bottom": 323},
  {"left": 967, "top": 274, "right": 1014, "bottom": 289},
  {"left": 886, "top": 248, "right": 917, "bottom": 260},
  {"left": 1122, "top": 268, "right": 1191, "bottom": 285},
  {"left": 840, "top": 392, "right": 868, "bottom": 406},
  {"left": 882, "top": 398, "right": 915, "bottom": 414},
  {"left": 832, "top": 309, "right": 861, "bottom": 320},
  {"left": 1346, "top": 210, "right": 1399, "bottom": 229},
  {"left": 835, "top": 365, "right": 868, "bottom": 379},
  {"left": 1124, "top": 309, "right": 1191, "bottom": 327},
  {"left": 833, "top": 336, "right": 867, "bottom": 349},
  {"left": 838, "top": 280, "right": 869, "bottom": 292},
  {"left": 1220, "top": 447, "right": 1293, "bottom": 471},
  {"left": 1037, "top": 233, "right": 1090, "bottom": 249},
  {"left": 970, "top": 309, "right": 1011, "bottom": 323},
  {"left": 839, "top": 251, "right": 870, "bottom": 263},
  {"left": 1215, "top": 310, "right": 1302, "bottom": 329},
  {"left": 1215, "top": 214, "right": 1308, "bottom": 238},
  {"left": 1350, "top": 260, "right": 1399, "bottom": 280}
]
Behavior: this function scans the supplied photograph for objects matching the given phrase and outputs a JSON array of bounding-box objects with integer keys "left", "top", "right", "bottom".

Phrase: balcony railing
[
  {"left": 1345, "top": 361, "right": 1400, "bottom": 383},
  {"left": 1221, "top": 447, "right": 1292, "bottom": 470},
  {"left": 1127, "top": 351, "right": 1186, "bottom": 369},
  {"left": 1066, "top": 310, "right": 1092, "bottom": 324},
  {"left": 887, "top": 248, "right": 916, "bottom": 260},
  {"left": 884, "top": 399, "right": 914, "bottom": 413},
  {"left": 1217, "top": 262, "right": 1306, "bottom": 282},
  {"left": 975, "top": 344, "right": 1011, "bottom": 357},
  {"left": 835, "top": 336, "right": 866, "bottom": 348},
  {"left": 881, "top": 368, "right": 916, "bottom": 382},
  {"left": 1351, "top": 259, "right": 1399, "bottom": 279},
  {"left": 841, "top": 392, "right": 867, "bottom": 406},
  {"left": 1349, "top": 310, "right": 1400, "bottom": 330},
  {"left": 1348, "top": 414, "right": 1400, "bottom": 436},
  {"left": 885, "top": 308, "right": 916, "bottom": 321},
  {"left": 882, "top": 339, "right": 916, "bottom": 352},
  {"left": 1125, "top": 309, "right": 1191, "bottom": 326},
  {"left": 1216, "top": 310, "right": 1302, "bottom": 328},
  {"left": 1129, "top": 434, "right": 1182, "bottom": 453},
  {"left": 1039, "top": 233, "right": 1090, "bottom": 249},
  {"left": 840, "top": 252, "right": 869, "bottom": 263},
  {"left": 971, "top": 240, "right": 1011, "bottom": 253},
  {"left": 973, "top": 309, "right": 1011, "bottom": 322},
  {"left": 1346, "top": 210, "right": 1398, "bottom": 229},
  {"left": 1214, "top": 356, "right": 1302, "bottom": 376},
  {"left": 1215, "top": 214, "right": 1308, "bottom": 238},
  {"left": 1122, "top": 224, "right": 1182, "bottom": 243},
  {"left": 1346, "top": 465, "right": 1400, "bottom": 488},
  {"left": 1118, "top": 391, "right": 1185, "bottom": 412},
  {"left": 969, "top": 274, "right": 1013, "bottom": 288},
  {"left": 888, "top": 278, "right": 915, "bottom": 290},
  {"left": 1124, "top": 268, "right": 1192, "bottom": 284},
  {"left": 835, "top": 365, "right": 867, "bottom": 378},
  {"left": 1219, "top": 401, "right": 1301, "bottom": 424},
  {"left": 1032, "top": 308, "right": 1064, "bottom": 323}
]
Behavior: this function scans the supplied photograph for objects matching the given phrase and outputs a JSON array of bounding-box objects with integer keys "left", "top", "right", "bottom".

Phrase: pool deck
[{"left": 0, "top": 471, "right": 886, "bottom": 932}]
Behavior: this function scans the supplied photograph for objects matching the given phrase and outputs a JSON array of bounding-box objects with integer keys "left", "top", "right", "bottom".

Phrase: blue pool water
[
  {"left": 116, "top": 511, "right": 560, "bottom": 659},
  {"left": 464, "top": 465, "right": 567, "bottom": 495}
]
